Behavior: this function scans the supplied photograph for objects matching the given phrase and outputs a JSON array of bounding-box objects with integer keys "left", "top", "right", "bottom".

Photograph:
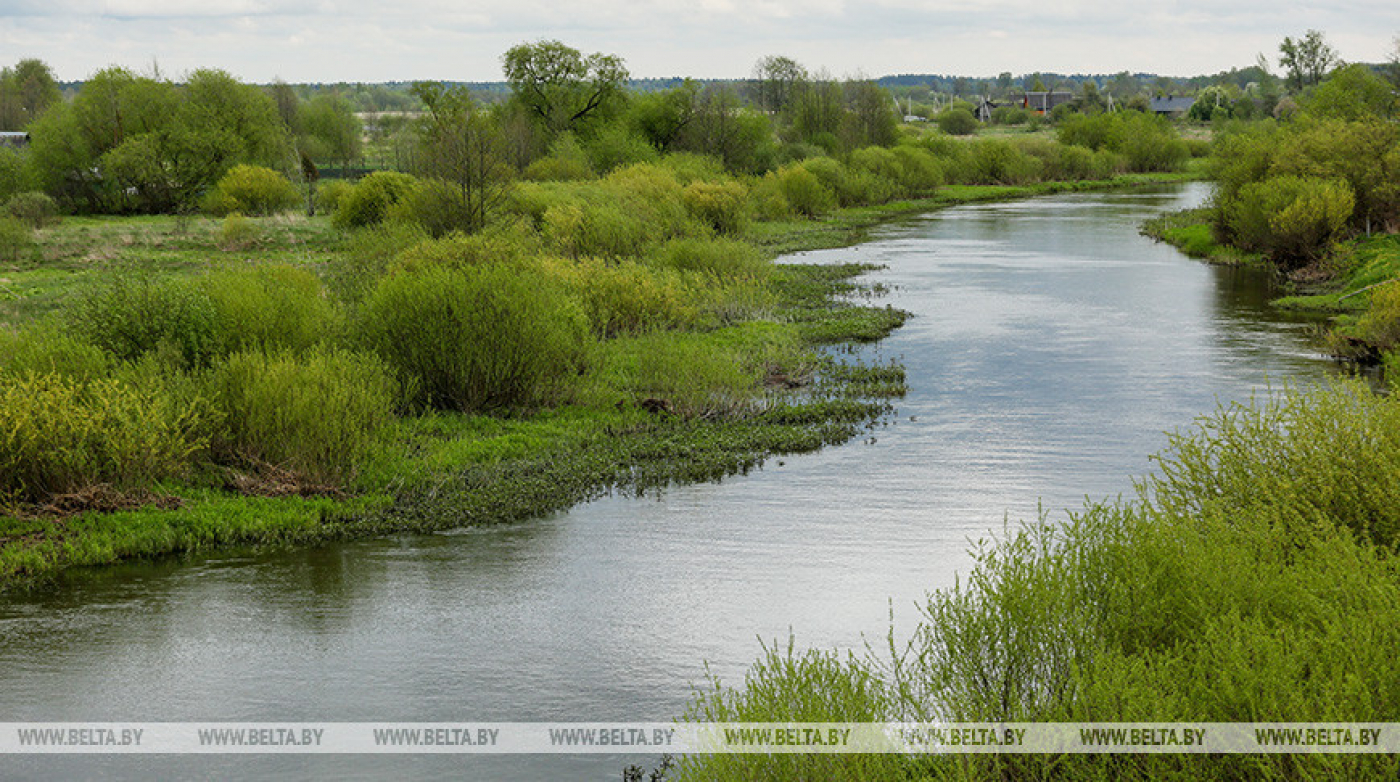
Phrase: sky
[{"left": 1, "top": 0, "right": 1397, "bottom": 84}]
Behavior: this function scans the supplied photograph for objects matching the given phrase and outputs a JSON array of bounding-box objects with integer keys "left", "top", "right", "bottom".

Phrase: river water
[{"left": 0, "top": 183, "right": 1337, "bottom": 779}]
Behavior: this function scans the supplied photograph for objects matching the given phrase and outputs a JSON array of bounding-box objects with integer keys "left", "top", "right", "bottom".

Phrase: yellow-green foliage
[
  {"left": 0, "top": 371, "right": 208, "bottom": 503},
  {"left": 1352, "top": 281, "right": 1400, "bottom": 352},
  {"left": 601, "top": 163, "right": 696, "bottom": 238},
  {"left": 587, "top": 324, "right": 805, "bottom": 419},
  {"left": 198, "top": 264, "right": 339, "bottom": 356},
  {"left": 0, "top": 326, "right": 114, "bottom": 382},
  {"left": 389, "top": 224, "right": 543, "bottom": 275},
  {"left": 357, "top": 262, "right": 591, "bottom": 411},
  {"left": 4, "top": 191, "right": 60, "bottom": 229},
  {"left": 68, "top": 275, "right": 220, "bottom": 367},
  {"left": 217, "top": 212, "right": 260, "bottom": 249},
  {"left": 333, "top": 171, "right": 417, "bottom": 228},
  {"left": 523, "top": 131, "right": 595, "bottom": 182},
  {"left": 677, "top": 381, "right": 1400, "bottom": 780},
  {"left": 658, "top": 152, "right": 729, "bottom": 184},
  {"left": 205, "top": 348, "right": 400, "bottom": 484},
  {"left": 682, "top": 180, "right": 749, "bottom": 234},
  {"left": 546, "top": 257, "right": 700, "bottom": 337},
  {"left": 315, "top": 179, "right": 354, "bottom": 215},
  {"left": 0, "top": 214, "right": 35, "bottom": 264},
  {"left": 775, "top": 164, "right": 836, "bottom": 217},
  {"left": 801, "top": 155, "right": 894, "bottom": 207},
  {"left": 204, "top": 165, "right": 300, "bottom": 216},
  {"left": 650, "top": 236, "right": 770, "bottom": 280},
  {"left": 1226, "top": 175, "right": 1355, "bottom": 263}
]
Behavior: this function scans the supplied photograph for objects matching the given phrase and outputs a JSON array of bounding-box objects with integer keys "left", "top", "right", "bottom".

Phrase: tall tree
[
  {"left": 627, "top": 80, "right": 699, "bottom": 153},
  {"left": 299, "top": 92, "right": 362, "bottom": 174},
  {"left": 0, "top": 59, "right": 62, "bottom": 130},
  {"left": 751, "top": 55, "right": 807, "bottom": 114},
  {"left": 842, "top": 79, "right": 898, "bottom": 148},
  {"left": 1279, "top": 30, "right": 1338, "bottom": 92},
  {"left": 502, "top": 40, "right": 628, "bottom": 136},
  {"left": 787, "top": 73, "right": 844, "bottom": 150},
  {"left": 409, "top": 82, "right": 513, "bottom": 234}
]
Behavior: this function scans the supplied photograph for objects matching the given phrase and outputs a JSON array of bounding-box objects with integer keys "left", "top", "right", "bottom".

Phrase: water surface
[{"left": 0, "top": 184, "right": 1336, "bottom": 779}]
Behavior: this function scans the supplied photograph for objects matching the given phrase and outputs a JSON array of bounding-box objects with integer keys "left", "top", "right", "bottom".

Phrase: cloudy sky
[{"left": 1, "top": 0, "right": 1397, "bottom": 84}]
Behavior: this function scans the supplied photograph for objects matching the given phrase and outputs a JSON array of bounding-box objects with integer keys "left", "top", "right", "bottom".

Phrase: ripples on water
[{"left": 0, "top": 184, "right": 1339, "bottom": 780}]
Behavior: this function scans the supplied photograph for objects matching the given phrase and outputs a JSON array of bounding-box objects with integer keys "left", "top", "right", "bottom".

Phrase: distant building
[
  {"left": 1018, "top": 92, "right": 1075, "bottom": 114},
  {"left": 974, "top": 97, "right": 998, "bottom": 123},
  {"left": 1150, "top": 96, "right": 1196, "bottom": 117},
  {"left": 0, "top": 132, "right": 30, "bottom": 149}
]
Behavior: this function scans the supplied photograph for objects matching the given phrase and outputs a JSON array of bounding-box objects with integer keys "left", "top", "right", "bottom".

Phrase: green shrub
[
  {"left": 0, "top": 215, "right": 35, "bottom": 264},
  {"left": 205, "top": 165, "right": 300, "bottom": 216},
  {"left": 0, "top": 149, "right": 32, "bottom": 204},
  {"left": 0, "top": 370, "right": 209, "bottom": 503},
  {"left": 1225, "top": 175, "right": 1355, "bottom": 264},
  {"left": 936, "top": 107, "right": 978, "bottom": 136},
  {"left": 889, "top": 145, "right": 943, "bottom": 195},
  {"left": 1110, "top": 113, "right": 1189, "bottom": 172},
  {"left": 315, "top": 179, "right": 354, "bottom": 215},
  {"left": 552, "top": 257, "right": 699, "bottom": 337},
  {"left": 522, "top": 132, "right": 595, "bottom": 182},
  {"left": 205, "top": 347, "right": 400, "bottom": 484},
  {"left": 389, "top": 224, "right": 542, "bottom": 275},
  {"left": 602, "top": 164, "right": 696, "bottom": 239},
  {"left": 386, "top": 178, "right": 472, "bottom": 238},
  {"left": 323, "top": 221, "right": 432, "bottom": 305},
  {"left": 1057, "top": 112, "right": 1114, "bottom": 150},
  {"left": 333, "top": 171, "right": 417, "bottom": 229},
  {"left": 682, "top": 180, "right": 749, "bottom": 234},
  {"left": 991, "top": 105, "right": 1031, "bottom": 125},
  {"left": 522, "top": 155, "right": 596, "bottom": 182},
  {"left": 68, "top": 275, "right": 219, "bottom": 367},
  {"left": 543, "top": 196, "right": 649, "bottom": 258},
  {"left": 776, "top": 164, "right": 836, "bottom": 217},
  {"left": 217, "top": 212, "right": 260, "bottom": 249},
  {"left": 357, "top": 262, "right": 590, "bottom": 411},
  {"left": 4, "top": 191, "right": 59, "bottom": 228},
  {"left": 0, "top": 325, "right": 115, "bottom": 382},
  {"left": 584, "top": 125, "right": 659, "bottom": 173},
  {"left": 658, "top": 152, "right": 728, "bottom": 184},
  {"left": 962, "top": 138, "right": 1043, "bottom": 185},
  {"left": 198, "top": 264, "right": 338, "bottom": 356},
  {"left": 651, "top": 236, "right": 770, "bottom": 279},
  {"left": 1354, "top": 281, "right": 1400, "bottom": 351}
]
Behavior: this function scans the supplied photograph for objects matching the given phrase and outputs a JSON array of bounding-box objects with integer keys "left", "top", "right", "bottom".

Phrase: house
[
  {"left": 0, "top": 132, "right": 30, "bottom": 150},
  {"left": 1150, "top": 96, "right": 1196, "bottom": 118},
  {"left": 1018, "top": 92, "right": 1075, "bottom": 115}
]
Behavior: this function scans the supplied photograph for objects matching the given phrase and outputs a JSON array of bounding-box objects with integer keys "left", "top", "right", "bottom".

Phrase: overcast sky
[{"left": 1, "top": 1, "right": 1397, "bottom": 84}]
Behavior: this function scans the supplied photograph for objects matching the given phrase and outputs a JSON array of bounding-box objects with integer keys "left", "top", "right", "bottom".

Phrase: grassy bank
[
  {"left": 0, "top": 169, "right": 1198, "bottom": 594},
  {"left": 672, "top": 379, "right": 1400, "bottom": 781}
]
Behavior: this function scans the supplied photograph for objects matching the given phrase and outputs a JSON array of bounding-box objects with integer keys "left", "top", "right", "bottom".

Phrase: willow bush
[{"left": 356, "top": 262, "right": 590, "bottom": 411}]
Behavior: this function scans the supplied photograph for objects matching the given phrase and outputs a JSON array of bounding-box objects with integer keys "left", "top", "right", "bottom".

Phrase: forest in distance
[{"left": 1, "top": 25, "right": 1400, "bottom": 780}]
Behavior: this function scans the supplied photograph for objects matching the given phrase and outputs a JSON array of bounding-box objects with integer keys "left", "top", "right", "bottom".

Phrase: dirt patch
[
  {"left": 222, "top": 461, "right": 344, "bottom": 499},
  {"left": 7, "top": 484, "right": 183, "bottom": 521}
]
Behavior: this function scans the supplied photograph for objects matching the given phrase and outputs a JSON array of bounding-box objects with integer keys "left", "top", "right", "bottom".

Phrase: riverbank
[
  {"left": 0, "top": 173, "right": 1195, "bottom": 594},
  {"left": 1142, "top": 206, "right": 1400, "bottom": 373}
]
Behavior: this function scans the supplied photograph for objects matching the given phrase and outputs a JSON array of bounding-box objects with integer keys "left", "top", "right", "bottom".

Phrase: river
[{"left": 0, "top": 183, "right": 1338, "bottom": 780}]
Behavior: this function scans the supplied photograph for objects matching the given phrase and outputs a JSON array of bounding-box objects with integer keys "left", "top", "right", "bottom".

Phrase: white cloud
[{"left": 0, "top": 0, "right": 1395, "bottom": 82}]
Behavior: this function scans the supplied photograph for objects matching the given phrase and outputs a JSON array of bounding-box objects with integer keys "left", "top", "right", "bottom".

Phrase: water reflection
[{"left": 0, "top": 183, "right": 1342, "bottom": 780}]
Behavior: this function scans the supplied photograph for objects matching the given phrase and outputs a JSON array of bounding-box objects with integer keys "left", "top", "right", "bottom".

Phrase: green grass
[
  {"left": 1141, "top": 207, "right": 1263, "bottom": 267},
  {"left": 0, "top": 213, "right": 342, "bottom": 326},
  {"left": 0, "top": 250, "right": 908, "bottom": 592},
  {"left": 673, "top": 380, "right": 1400, "bottom": 781},
  {"left": 0, "top": 171, "right": 1192, "bottom": 593}
]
